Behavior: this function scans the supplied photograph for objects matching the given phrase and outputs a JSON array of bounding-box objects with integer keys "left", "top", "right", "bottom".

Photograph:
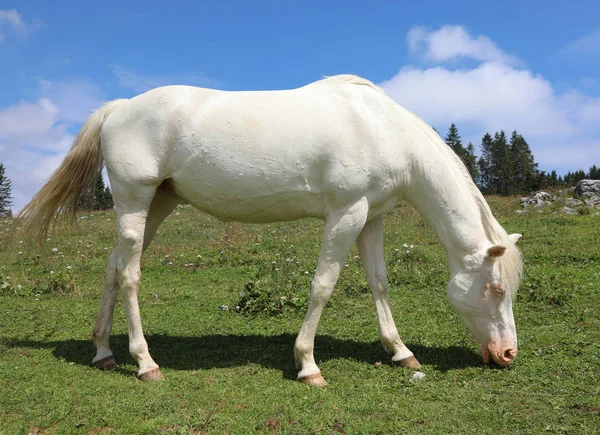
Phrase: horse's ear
[
  {"left": 486, "top": 245, "right": 506, "bottom": 258},
  {"left": 508, "top": 233, "right": 522, "bottom": 244}
]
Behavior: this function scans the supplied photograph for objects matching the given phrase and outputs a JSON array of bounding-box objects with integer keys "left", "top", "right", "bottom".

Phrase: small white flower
[
  {"left": 52, "top": 248, "right": 58, "bottom": 252},
  {"left": 197, "top": 255, "right": 201, "bottom": 258},
  {"left": 275, "top": 268, "right": 280, "bottom": 271},
  {"left": 50, "top": 271, "right": 54, "bottom": 274},
  {"left": 410, "top": 245, "right": 415, "bottom": 249},
  {"left": 19, "top": 240, "right": 23, "bottom": 244},
  {"left": 168, "top": 262, "right": 173, "bottom": 266},
  {"left": 402, "top": 243, "right": 408, "bottom": 248},
  {"left": 272, "top": 261, "right": 276, "bottom": 264},
  {"left": 66, "top": 266, "right": 72, "bottom": 270},
  {"left": 18, "top": 252, "right": 22, "bottom": 255},
  {"left": 17, "top": 285, "right": 22, "bottom": 289},
  {"left": 304, "top": 271, "right": 309, "bottom": 275}
]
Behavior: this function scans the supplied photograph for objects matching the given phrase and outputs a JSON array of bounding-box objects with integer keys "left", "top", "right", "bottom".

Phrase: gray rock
[
  {"left": 575, "top": 180, "right": 600, "bottom": 197},
  {"left": 534, "top": 191, "right": 553, "bottom": 201},
  {"left": 584, "top": 196, "right": 600, "bottom": 209},
  {"left": 561, "top": 206, "right": 578, "bottom": 215},
  {"left": 565, "top": 198, "right": 583, "bottom": 207},
  {"left": 409, "top": 371, "right": 426, "bottom": 384}
]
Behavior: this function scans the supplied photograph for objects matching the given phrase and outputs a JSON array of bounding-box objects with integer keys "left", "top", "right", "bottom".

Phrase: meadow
[{"left": 0, "top": 195, "right": 598, "bottom": 434}]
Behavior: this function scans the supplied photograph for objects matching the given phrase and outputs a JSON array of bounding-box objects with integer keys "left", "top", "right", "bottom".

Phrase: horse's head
[{"left": 446, "top": 233, "right": 522, "bottom": 367}]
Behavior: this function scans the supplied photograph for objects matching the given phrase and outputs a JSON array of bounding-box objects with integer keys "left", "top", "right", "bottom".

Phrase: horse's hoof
[
  {"left": 137, "top": 368, "right": 165, "bottom": 382},
  {"left": 298, "top": 373, "right": 328, "bottom": 387},
  {"left": 393, "top": 355, "right": 422, "bottom": 369},
  {"left": 93, "top": 355, "right": 118, "bottom": 370}
]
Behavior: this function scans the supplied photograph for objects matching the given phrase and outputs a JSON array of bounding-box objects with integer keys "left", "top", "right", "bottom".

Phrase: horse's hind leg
[
  {"left": 91, "top": 248, "right": 120, "bottom": 370},
  {"left": 91, "top": 188, "right": 181, "bottom": 371},
  {"left": 356, "top": 216, "right": 420, "bottom": 368}
]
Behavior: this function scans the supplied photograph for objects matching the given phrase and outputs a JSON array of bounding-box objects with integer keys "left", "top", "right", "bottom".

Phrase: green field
[{"left": 1, "top": 196, "right": 599, "bottom": 434}]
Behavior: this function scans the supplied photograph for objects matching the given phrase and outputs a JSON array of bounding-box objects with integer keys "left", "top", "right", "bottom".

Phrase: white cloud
[
  {"left": 0, "top": 80, "right": 105, "bottom": 213},
  {"left": 561, "top": 29, "right": 600, "bottom": 56},
  {"left": 0, "top": 9, "right": 37, "bottom": 42},
  {"left": 113, "top": 65, "right": 221, "bottom": 93},
  {"left": 407, "top": 25, "right": 519, "bottom": 66},
  {"left": 379, "top": 25, "right": 600, "bottom": 174}
]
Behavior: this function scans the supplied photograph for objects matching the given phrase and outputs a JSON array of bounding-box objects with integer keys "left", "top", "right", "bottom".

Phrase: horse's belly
[{"left": 170, "top": 169, "right": 326, "bottom": 223}]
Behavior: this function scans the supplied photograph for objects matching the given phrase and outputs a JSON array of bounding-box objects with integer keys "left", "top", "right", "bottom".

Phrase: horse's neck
[{"left": 403, "top": 155, "right": 489, "bottom": 271}]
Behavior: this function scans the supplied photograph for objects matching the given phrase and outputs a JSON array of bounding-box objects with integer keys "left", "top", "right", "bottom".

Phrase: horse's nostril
[{"left": 503, "top": 348, "right": 516, "bottom": 361}]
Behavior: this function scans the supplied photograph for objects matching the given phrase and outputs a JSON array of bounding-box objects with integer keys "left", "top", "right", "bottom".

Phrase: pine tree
[
  {"left": 492, "top": 131, "right": 511, "bottom": 194},
  {"left": 443, "top": 123, "right": 478, "bottom": 183},
  {"left": 0, "top": 163, "right": 13, "bottom": 216},
  {"left": 445, "top": 124, "right": 463, "bottom": 155},
  {"left": 477, "top": 133, "right": 494, "bottom": 192},
  {"left": 92, "top": 176, "right": 114, "bottom": 210},
  {"left": 77, "top": 174, "right": 114, "bottom": 211},
  {"left": 464, "top": 142, "right": 479, "bottom": 184},
  {"left": 508, "top": 131, "right": 538, "bottom": 194}
]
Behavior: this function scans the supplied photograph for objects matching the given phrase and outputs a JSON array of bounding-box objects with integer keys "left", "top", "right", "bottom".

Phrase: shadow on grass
[{"left": 4, "top": 333, "right": 482, "bottom": 379}]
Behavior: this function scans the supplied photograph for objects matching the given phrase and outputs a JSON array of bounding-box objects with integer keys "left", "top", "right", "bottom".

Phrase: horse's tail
[{"left": 17, "top": 99, "right": 128, "bottom": 243}]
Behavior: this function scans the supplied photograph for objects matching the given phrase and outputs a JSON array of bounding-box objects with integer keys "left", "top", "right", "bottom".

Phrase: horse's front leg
[
  {"left": 294, "top": 198, "right": 369, "bottom": 386},
  {"left": 356, "top": 216, "right": 421, "bottom": 368}
]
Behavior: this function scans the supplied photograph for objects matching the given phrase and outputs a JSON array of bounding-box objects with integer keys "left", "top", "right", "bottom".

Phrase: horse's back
[{"left": 100, "top": 80, "right": 409, "bottom": 222}]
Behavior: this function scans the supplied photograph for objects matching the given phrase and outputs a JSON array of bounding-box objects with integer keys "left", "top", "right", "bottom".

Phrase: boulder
[
  {"left": 584, "top": 196, "right": 600, "bottom": 209},
  {"left": 561, "top": 206, "right": 578, "bottom": 215},
  {"left": 575, "top": 180, "right": 600, "bottom": 197},
  {"left": 565, "top": 198, "right": 583, "bottom": 207},
  {"left": 534, "top": 192, "right": 553, "bottom": 201}
]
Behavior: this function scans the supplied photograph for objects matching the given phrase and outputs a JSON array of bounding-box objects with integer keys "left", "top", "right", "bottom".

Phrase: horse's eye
[{"left": 485, "top": 283, "right": 505, "bottom": 296}]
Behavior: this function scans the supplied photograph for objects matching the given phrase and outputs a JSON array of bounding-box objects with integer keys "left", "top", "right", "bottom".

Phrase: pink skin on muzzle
[{"left": 481, "top": 342, "right": 517, "bottom": 367}]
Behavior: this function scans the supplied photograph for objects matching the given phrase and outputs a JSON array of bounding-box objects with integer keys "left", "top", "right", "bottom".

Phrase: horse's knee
[
  {"left": 120, "top": 228, "right": 144, "bottom": 248},
  {"left": 310, "top": 278, "right": 335, "bottom": 305}
]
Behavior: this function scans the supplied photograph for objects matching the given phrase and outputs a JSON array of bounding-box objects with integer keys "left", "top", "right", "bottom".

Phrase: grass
[{"left": 0, "top": 196, "right": 599, "bottom": 434}]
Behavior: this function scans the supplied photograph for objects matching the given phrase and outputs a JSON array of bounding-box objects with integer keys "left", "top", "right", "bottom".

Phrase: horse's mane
[
  {"left": 310, "top": 74, "right": 522, "bottom": 295},
  {"left": 308, "top": 74, "right": 386, "bottom": 95},
  {"left": 430, "top": 129, "right": 524, "bottom": 296}
]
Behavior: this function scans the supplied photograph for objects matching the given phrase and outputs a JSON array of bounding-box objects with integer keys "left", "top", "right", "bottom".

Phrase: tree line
[{"left": 439, "top": 123, "right": 599, "bottom": 195}]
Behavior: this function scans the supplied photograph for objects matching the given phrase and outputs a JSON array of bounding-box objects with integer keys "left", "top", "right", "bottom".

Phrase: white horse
[{"left": 19, "top": 75, "right": 523, "bottom": 386}]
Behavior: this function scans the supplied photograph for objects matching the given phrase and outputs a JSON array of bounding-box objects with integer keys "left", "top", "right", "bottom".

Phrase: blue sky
[{"left": 1, "top": 1, "right": 599, "bottom": 211}]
